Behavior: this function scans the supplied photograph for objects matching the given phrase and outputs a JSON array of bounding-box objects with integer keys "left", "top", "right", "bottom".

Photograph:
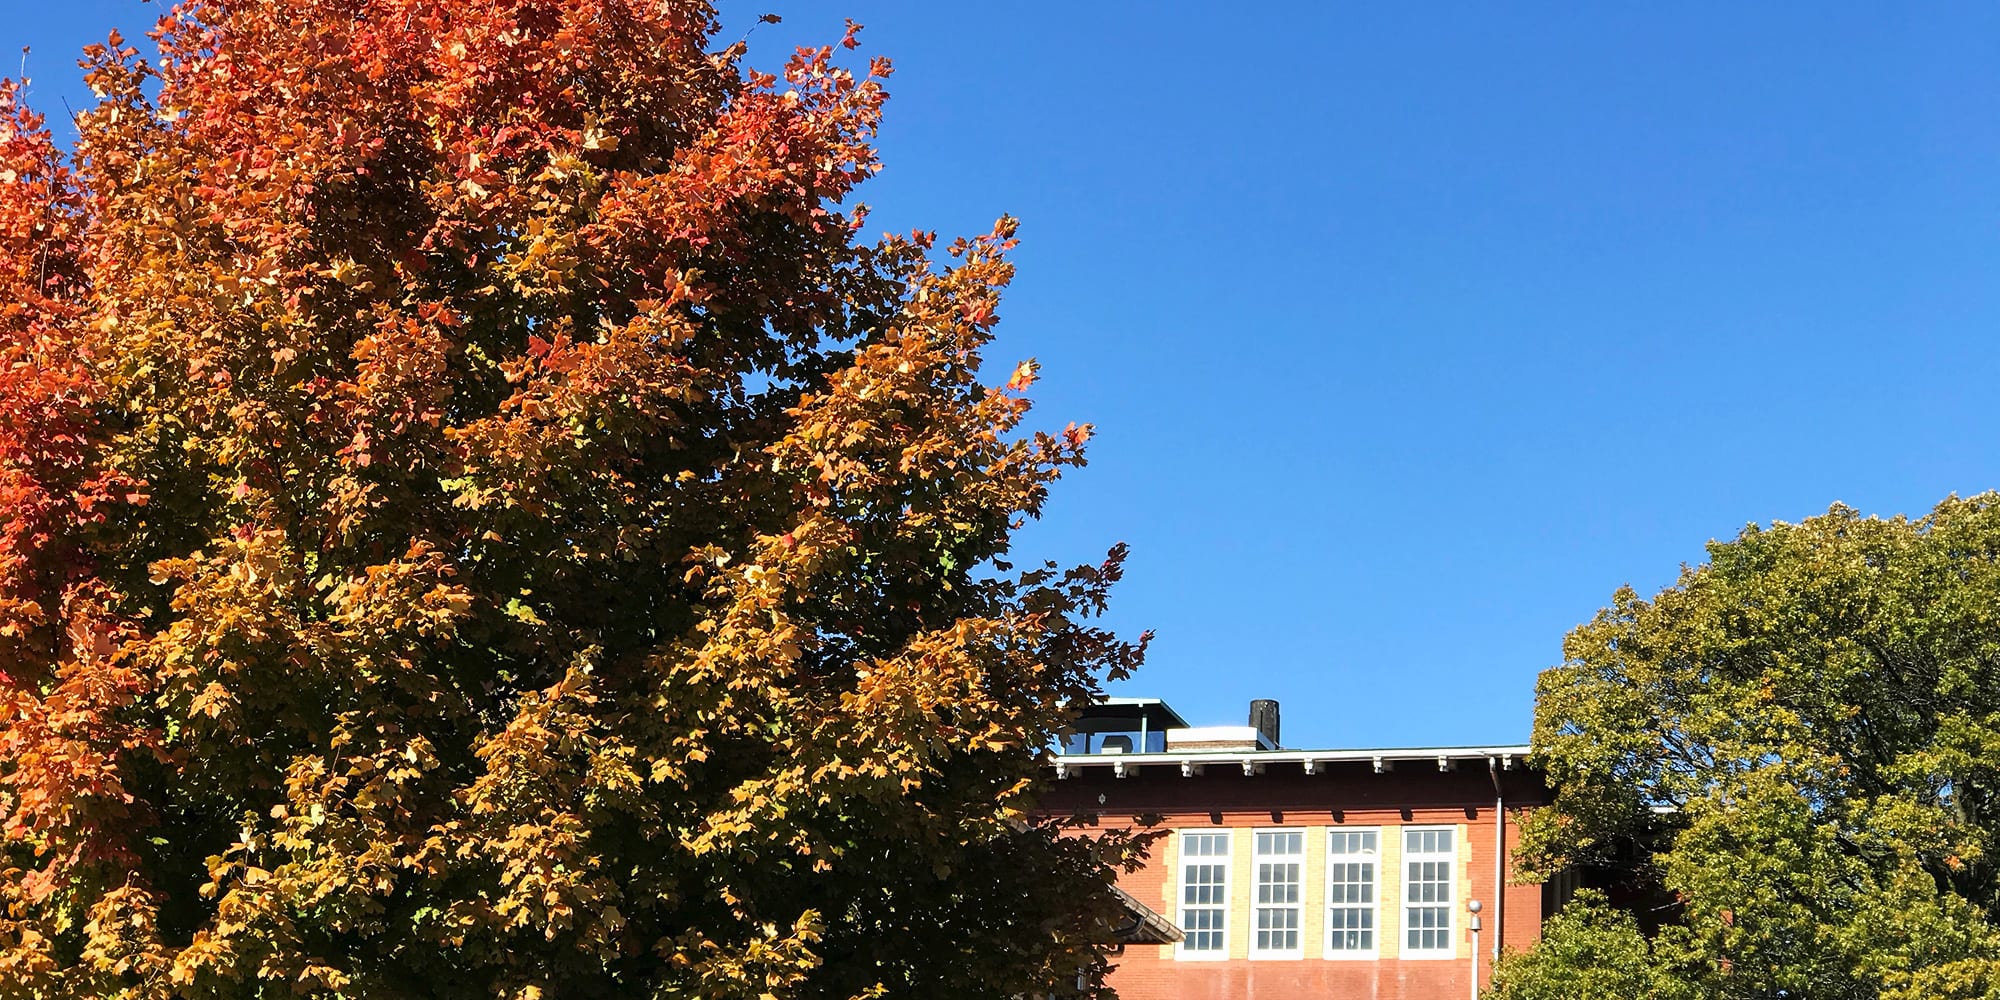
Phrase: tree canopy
[
  {"left": 0, "top": 2, "right": 1147, "bottom": 997},
  {"left": 1503, "top": 495, "right": 2000, "bottom": 1000}
]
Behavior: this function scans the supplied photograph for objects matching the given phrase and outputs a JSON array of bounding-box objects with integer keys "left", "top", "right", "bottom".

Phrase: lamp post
[{"left": 1467, "top": 899, "right": 1484, "bottom": 1000}]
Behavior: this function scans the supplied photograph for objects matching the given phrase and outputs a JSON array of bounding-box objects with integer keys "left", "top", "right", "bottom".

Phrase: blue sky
[{"left": 12, "top": 3, "right": 2000, "bottom": 749}]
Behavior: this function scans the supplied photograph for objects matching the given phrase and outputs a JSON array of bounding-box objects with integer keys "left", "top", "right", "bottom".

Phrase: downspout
[{"left": 1489, "top": 756, "right": 1505, "bottom": 964}]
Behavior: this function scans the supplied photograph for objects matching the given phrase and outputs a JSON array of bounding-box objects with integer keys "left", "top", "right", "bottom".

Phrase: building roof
[{"left": 1052, "top": 743, "right": 1531, "bottom": 779}]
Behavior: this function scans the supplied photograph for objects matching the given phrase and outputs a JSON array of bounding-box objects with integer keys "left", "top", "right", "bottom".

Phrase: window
[
  {"left": 1402, "top": 827, "right": 1455, "bottom": 956},
  {"left": 1325, "top": 828, "right": 1379, "bottom": 957},
  {"left": 1251, "top": 830, "right": 1305, "bottom": 957},
  {"left": 1177, "top": 831, "right": 1231, "bottom": 958}
]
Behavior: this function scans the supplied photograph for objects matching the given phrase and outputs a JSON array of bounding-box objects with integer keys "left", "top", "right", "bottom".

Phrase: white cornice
[{"left": 1051, "top": 745, "right": 1530, "bottom": 779}]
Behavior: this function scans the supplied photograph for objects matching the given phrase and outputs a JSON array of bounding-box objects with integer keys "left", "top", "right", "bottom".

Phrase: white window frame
[
  {"left": 1175, "top": 830, "right": 1232, "bottom": 961},
  {"left": 1401, "top": 825, "right": 1456, "bottom": 959},
  {"left": 1324, "top": 826, "right": 1380, "bottom": 959},
  {"left": 1249, "top": 828, "right": 1306, "bottom": 959}
]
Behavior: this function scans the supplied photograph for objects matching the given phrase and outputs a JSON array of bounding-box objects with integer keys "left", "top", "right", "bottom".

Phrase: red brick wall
[{"left": 1046, "top": 763, "right": 1548, "bottom": 1000}]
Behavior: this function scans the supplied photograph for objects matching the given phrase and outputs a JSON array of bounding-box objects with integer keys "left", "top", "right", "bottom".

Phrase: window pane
[
  {"left": 1179, "top": 832, "right": 1230, "bottom": 954},
  {"left": 1330, "top": 829, "right": 1379, "bottom": 857},
  {"left": 1327, "top": 829, "right": 1378, "bottom": 953},
  {"left": 1252, "top": 830, "right": 1303, "bottom": 954},
  {"left": 1401, "top": 829, "right": 1454, "bottom": 953}
]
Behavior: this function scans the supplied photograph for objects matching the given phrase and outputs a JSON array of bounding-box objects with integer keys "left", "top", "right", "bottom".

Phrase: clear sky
[{"left": 12, "top": 3, "right": 2000, "bottom": 750}]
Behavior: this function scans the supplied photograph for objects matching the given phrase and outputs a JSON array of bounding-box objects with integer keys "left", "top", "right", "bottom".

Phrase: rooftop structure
[{"left": 1059, "top": 697, "right": 1191, "bottom": 755}]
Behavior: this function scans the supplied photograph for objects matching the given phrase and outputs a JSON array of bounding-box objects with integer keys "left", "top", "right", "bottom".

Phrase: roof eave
[{"left": 1051, "top": 745, "right": 1532, "bottom": 777}]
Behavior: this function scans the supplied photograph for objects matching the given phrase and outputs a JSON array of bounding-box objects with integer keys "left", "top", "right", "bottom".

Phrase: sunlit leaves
[
  {"left": 1505, "top": 496, "right": 2000, "bottom": 1000},
  {"left": 0, "top": 2, "right": 1142, "bottom": 997}
]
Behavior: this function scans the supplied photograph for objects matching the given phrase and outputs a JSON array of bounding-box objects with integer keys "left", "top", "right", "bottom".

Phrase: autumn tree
[
  {"left": 0, "top": 2, "right": 1151, "bottom": 997},
  {"left": 1500, "top": 495, "right": 2000, "bottom": 1000}
]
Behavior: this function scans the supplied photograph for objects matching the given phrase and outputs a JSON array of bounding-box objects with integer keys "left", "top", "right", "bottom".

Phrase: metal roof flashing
[{"left": 1083, "top": 697, "right": 1191, "bottom": 729}]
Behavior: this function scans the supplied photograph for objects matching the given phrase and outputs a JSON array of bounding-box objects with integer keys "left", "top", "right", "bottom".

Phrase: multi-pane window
[
  {"left": 1403, "top": 827, "right": 1456, "bottom": 955},
  {"left": 1325, "top": 828, "right": 1379, "bottom": 956},
  {"left": 1252, "top": 830, "right": 1305, "bottom": 956},
  {"left": 1178, "top": 831, "right": 1231, "bottom": 956}
]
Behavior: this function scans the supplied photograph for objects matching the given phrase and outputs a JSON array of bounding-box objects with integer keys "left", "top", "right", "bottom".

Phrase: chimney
[{"left": 1249, "top": 699, "right": 1280, "bottom": 749}]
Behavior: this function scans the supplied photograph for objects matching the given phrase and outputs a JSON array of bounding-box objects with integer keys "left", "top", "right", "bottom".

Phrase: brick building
[{"left": 1045, "top": 698, "right": 1550, "bottom": 1000}]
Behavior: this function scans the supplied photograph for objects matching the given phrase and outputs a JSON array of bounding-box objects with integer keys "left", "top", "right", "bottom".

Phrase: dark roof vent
[{"left": 1249, "top": 699, "right": 1280, "bottom": 749}]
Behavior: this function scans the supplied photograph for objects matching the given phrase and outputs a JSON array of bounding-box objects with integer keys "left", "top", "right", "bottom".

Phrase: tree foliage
[
  {"left": 1502, "top": 495, "right": 2000, "bottom": 1000},
  {"left": 1489, "top": 890, "right": 1681, "bottom": 1000},
  {"left": 0, "top": 2, "right": 1149, "bottom": 996}
]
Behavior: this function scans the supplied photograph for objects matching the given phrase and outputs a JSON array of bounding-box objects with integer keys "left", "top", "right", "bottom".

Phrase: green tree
[
  {"left": 1500, "top": 495, "right": 2000, "bottom": 1000},
  {"left": 0, "top": 2, "right": 1148, "bottom": 997},
  {"left": 1489, "top": 890, "right": 1683, "bottom": 1000}
]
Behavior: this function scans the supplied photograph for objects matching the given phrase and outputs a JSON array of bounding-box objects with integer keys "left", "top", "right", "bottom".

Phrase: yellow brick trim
[
  {"left": 1300, "top": 826, "right": 1324, "bottom": 959},
  {"left": 1379, "top": 826, "right": 1402, "bottom": 959},
  {"left": 1457, "top": 823, "right": 1472, "bottom": 960},
  {"left": 1158, "top": 831, "right": 1178, "bottom": 961},
  {"left": 1228, "top": 828, "right": 1253, "bottom": 960}
]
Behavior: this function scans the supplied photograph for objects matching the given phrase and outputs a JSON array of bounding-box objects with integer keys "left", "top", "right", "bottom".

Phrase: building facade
[{"left": 1045, "top": 699, "right": 1549, "bottom": 1000}]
